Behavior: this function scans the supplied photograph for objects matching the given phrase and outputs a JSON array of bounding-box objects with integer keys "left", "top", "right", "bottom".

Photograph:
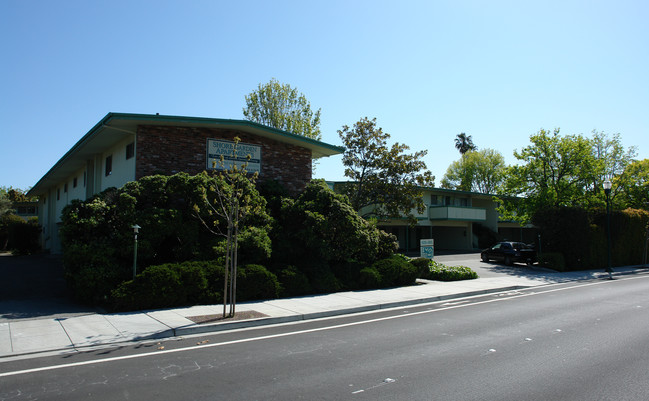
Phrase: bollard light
[
  {"left": 603, "top": 180, "right": 613, "bottom": 279},
  {"left": 132, "top": 224, "right": 141, "bottom": 280}
]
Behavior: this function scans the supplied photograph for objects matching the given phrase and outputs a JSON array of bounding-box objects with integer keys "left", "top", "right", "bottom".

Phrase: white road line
[{"left": 1, "top": 274, "right": 646, "bottom": 378}]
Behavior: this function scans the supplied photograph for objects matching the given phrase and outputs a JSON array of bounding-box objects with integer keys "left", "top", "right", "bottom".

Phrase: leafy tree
[
  {"left": 243, "top": 78, "right": 322, "bottom": 141},
  {"left": 338, "top": 117, "right": 435, "bottom": 224},
  {"left": 271, "top": 180, "right": 397, "bottom": 292},
  {"left": 0, "top": 188, "right": 12, "bottom": 216},
  {"left": 441, "top": 148, "right": 505, "bottom": 193},
  {"left": 6, "top": 188, "right": 32, "bottom": 203},
  {"left": 616, "top": 159, "right": 649, "bottom": 210},
  {"left": 497, "top": 128, "right": 598, "bottom": 223},
  {"left": 590, "top": 131, "right": 638, "bottom": 207},
  {"left": 454, "top": 133, "right": 477, "bottom": 155},
  {"left": 194, "top": 138, "right": 270, "bottom": 317}
]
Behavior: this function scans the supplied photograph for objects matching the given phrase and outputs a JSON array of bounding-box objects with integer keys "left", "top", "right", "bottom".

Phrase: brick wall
[{"left": 135, "top": 125, "right": 312, "bottom": 195}]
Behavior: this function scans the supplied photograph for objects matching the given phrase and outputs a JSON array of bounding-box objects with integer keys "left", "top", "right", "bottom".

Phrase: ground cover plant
[{"left": 410, "top": 257, "right": 479, "bottom": 281}]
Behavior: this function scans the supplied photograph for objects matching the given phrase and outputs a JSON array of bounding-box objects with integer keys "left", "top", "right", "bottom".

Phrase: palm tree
[{"left": 455, "top": 133, "right": 477, "bottom": 155}]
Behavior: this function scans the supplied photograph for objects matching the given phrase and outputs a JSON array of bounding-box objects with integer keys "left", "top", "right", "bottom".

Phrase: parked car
[{"left": 480, "top": 241, "right": 537, "bottom": 266}]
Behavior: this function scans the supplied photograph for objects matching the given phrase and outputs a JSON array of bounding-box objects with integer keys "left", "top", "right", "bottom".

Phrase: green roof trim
[
  {"left": 103, "top": 112, "right": 345, "bottom": 154},
  {"left": 28, "top": 112, "right": 345, "bottom": 196}
]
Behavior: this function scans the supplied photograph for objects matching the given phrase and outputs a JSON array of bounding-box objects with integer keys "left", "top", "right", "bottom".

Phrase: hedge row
[
  {"left": 533, "top": 207, "right": 649, "bottom": 270},
  {"left": 111, "top": 262, "right": 280, "bottom": 311},
  {"left": 61, "top": 175, "right": 399, "bottom": 306},
  {"left": 0, "top": 214, "right": 40, "bottom": 255},
  {"left": 410, "top": 257, "right": 479, "bottom": 281},
  {"left": 110, "top": 255, "right": 429, "bottom": 311},
  {"left": 109, "top": 255, "right": 479, "bottom": 311}
]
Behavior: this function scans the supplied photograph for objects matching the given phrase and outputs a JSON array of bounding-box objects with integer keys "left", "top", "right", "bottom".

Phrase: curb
[
  {"left": 173, "top": 285, "right": 530, "bottom": 337},
  {"left": 2, "top": 285, "right": 529, "bottom": 359},
  {"left": 5, "top": 269, "right": 648, "bottom": 359}
]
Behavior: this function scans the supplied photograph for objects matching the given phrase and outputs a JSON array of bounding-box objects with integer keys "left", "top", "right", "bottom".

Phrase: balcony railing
[{"left": 429, "top": 206, "right": 486, "bottom": 221}]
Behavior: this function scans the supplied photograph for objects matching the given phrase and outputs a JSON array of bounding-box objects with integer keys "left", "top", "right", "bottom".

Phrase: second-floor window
[
  {"left": 126, "top": 142, "right": 134, "bottom": 160},
  {"left": 105, "top": 155, "right": 113, "bottom": 176}
]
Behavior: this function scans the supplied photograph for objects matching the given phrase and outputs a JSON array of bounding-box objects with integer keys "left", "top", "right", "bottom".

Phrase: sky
[{"left": 1, "top": 0, "right": 648, "bottom": 190}]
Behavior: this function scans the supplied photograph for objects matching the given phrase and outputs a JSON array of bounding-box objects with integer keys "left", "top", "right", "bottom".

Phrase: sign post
[{"left": 420, "top": 239, "right": 434, "bottom": 259}]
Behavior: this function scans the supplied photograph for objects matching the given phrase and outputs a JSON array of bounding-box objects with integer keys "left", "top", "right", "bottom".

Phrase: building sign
[
  {"left": 206, "top": 139, "right": 261, "bottom": 173},
  {"left": 420, "top": 239, "right": 434, "bottom": 259}
]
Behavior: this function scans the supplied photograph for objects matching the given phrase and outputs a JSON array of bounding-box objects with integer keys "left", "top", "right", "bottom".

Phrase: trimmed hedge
[
  {"left": 236, "top": 264, "right": 280, "bottom": 301},
  {"left": 110, "top": 261, "right": 280, "bottom": 312},
  {"left": 0, "top": 214, "right": 40, "bottom": 254},
  {"left": 61, "top": 174, "right": 406, "bottom": 310},
  {"left": 533, "top": 207, "right": 649, "bottom": 270},
  {"left": 276, "top": 265, "right": 312, "bottom": 297},
  {"left": 428, "top": 261, "right": 478, "bottom": 281},
  {"left": 372, "top": 254, "right": 419, "bottom": 287},
  {"left": 416, "top": 259, "right": 479, "bottom": 281},
  {"left": 537, "top": 252, "right": 566, "bottom": 272}
]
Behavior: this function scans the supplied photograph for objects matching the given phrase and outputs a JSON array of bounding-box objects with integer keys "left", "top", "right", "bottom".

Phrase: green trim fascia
[
  {"left": 105, "top": 113, "right": 345, "bottom": 154},
  {"left": 28, "top": 112, "right": 345, "bottom": 196}
]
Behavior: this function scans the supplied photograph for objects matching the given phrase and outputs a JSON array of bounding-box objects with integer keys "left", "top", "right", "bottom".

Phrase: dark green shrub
[
  {"left": 538, "top": 252, "right": 566, "bottom": 272},
  {"left": 238, "top": 226, "right": 272, "bottom": 265},
  {"left": 63, "top": 242, "right": 126, "bottom": 304},
  {"left": 428, "top": 261, "right": 478, "bottom": 281},
  {"left": 304, "top": 263, "right": 342, "bottom": 294},
  {"left": 532, "top": 207, "right": 591, "bottom": 269},
  {"left": 236, "top": 264, "right": 280, "bottom": 301},
  {"left": 60, "top": 173, "right": 272, "bottom": 305},
  {"left": 272, "top": 180, "right": 398, "bottom": 269},
  {"left": 358, "top": 267, "right": 382, "bottom": 289},
  {"left": 111, "top": 264, "right": 184, "bottom": 311},
  {"left": 1, "top": 214, "right": 40, "bottom": 254},
  {"left": 202, "top": 262, "right": 225, "bottom": 303},
  {"left": 178, "top": 262, "right": 209, "bottom": 303},
  {"left": 409, "top": 257, "right": 433, "bottom": 279},
  {"left": 330, "top": 260, "right": 364, "bottom": 290},
  {"left": 110, "top": 261, "right": 225, "bottom": 311},
  {"left": 372, "top": 254, "right": 418, "bottom": 287},
  {"left": 277, "top": 265, "right": 312, "bottom": 297}
]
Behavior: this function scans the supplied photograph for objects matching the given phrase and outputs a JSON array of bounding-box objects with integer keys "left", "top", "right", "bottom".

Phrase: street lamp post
[
  {"left": 603, "top": 180, "right": 613, "bottom": 279},
  {"left": 132, "top": 224, "right": 141, "bottom": 280}
]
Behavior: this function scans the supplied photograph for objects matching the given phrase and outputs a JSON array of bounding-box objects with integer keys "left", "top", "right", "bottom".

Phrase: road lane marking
[{"left": 2, "top": 274, "right": 647, "bottom": 378}]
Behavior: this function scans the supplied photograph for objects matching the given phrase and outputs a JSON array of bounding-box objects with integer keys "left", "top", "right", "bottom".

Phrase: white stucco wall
[
  {"left": 37, "top": 137, "right": 136, "bottom": 253},
  {"left": 100, "top": 138, "right": 136, "bottom": 191}
]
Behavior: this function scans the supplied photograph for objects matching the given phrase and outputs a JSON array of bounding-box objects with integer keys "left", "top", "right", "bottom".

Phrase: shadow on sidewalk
[{"left": 0, "top": 253, "right": 98, "bottom": 321}]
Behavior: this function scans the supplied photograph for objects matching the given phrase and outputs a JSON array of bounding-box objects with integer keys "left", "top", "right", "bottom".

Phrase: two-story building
[
  {"left": 27, "top": 112, "right": 344, "bottom": 253},
  {"left": 331, "top": 183, "right": 536, "bottom": 253}
]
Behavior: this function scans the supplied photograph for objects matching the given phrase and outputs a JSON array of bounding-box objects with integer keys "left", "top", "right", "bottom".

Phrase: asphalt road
[
  {"left": 2, "top": 273, "right": 649, "bottom": 400},
  {"left": 435, "top": 252, "right": 544, "bottom": 279}
]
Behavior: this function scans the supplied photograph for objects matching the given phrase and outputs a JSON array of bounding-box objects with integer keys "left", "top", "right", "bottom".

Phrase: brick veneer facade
[{"left": 135, "top": 125, "right": 312, "bottom": 195}]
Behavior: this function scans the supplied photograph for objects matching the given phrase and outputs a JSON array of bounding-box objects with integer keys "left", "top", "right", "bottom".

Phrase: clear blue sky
[{"left": 2, "top": 0, "right": 648, "bottom": 190}]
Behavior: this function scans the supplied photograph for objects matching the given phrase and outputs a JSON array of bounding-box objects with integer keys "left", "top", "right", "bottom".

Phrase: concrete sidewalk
[{"left": 1, "top": 267, "right": 646, "bottom": 358}]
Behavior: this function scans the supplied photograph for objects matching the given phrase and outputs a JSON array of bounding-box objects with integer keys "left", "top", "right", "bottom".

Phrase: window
[
  {"left": 73, "top": 177, "right": 78, "bottom": 188},
  {"left": 458, "top": 198, "right": 468, "bottom": 207},
  {"left": 445, "top": 196, "right": 452, "bottom": 206},
  {"left": 126, "top": 142, "right": 134, "bottom": 160},
  {"left": 430, "top": 195, "right": 438, "bottom": 205},
  {"left": 57, "top": 188, "right": 60, "bottom": 201},
  {"left": 83, "top": 171, "right": 86, "bottom": 187},
  {"left": 64, "top": 183, "right": 68, "bottom": 193},
  {"left": 105, "top": 155, "right": 112, "bottom": 176}
]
